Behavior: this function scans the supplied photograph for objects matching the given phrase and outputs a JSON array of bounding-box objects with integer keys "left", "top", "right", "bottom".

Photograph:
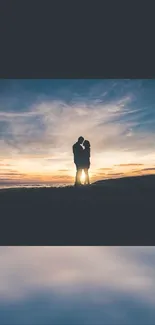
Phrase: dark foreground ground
[{"left": 0, "top": 174, "right": 155, "bottom": 245}]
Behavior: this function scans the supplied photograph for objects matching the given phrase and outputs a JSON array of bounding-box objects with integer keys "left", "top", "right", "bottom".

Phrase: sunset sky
[
  {"left": 1, "top": 246, "right": 155, "bottom": 324},
  {"left": 1, "top": 79, "right": 155, "bottom": 185}
]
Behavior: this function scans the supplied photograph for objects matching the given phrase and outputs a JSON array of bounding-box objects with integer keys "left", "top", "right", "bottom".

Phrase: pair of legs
[
  {"left": 84, "top": 168, "right": 90, "bottom": 185},
  {"left": 75, "top": 165, "right": 90, "bottom": 186}
]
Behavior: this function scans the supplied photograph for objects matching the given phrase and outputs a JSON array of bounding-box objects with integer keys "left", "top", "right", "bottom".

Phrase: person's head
[
  {"left": 83, "top": 140, "right": 90, "bottom": 149},
  {"left": 78, "top": 136, "right": 84, "bottom": 144}
]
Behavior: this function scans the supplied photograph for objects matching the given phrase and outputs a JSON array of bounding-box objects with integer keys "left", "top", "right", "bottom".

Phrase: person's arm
[
  {"left": 73, "top": 144, "right": 78, "bottom": 156},
  {"left": 73, "top": 144, "right": 77, "bottom": 163}
]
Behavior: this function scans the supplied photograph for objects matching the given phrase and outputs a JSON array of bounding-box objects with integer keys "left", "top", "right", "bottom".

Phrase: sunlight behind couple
[
  {"left": 81, "top": 170, "right": 92, "bottom": 184},
  {"left": 81, "top": 170, "right": 86, "bottom": 183},
  {"left": 70, "top": 169, "right": 92, "bottom": 184}
]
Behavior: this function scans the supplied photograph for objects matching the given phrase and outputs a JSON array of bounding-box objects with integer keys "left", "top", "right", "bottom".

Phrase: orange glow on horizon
[{"left": 1, "top": 157, "right": 155, "bottom": 184}]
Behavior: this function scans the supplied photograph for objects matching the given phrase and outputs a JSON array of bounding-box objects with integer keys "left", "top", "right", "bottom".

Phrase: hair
[
  {"left": 78, "top": 136, "right": 84, "bottom": 143},
  {"left": 83, "top": 140, "right": 90, "bottom": 149}
]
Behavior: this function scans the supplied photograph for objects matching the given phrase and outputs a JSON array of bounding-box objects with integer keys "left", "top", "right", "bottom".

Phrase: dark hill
[{"left": 0, "top": 174, "right": 155, "bottom": 245}]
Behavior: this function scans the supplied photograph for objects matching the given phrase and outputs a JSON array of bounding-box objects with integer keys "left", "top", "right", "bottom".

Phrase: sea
[{"left": 0, "top": 183, "right": 72, "bottom": 190}]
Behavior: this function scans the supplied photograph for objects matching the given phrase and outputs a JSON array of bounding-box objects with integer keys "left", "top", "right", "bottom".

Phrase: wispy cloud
[
  {"left": 115, "top": 164, "right": 144, "bottom": 167},
  {"left": 141, "top": 168, "right": 155, "bottom": 172}
]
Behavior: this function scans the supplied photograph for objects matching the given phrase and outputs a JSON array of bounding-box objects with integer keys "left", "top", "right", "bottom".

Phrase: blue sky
[
  {"left": 0, "top": 246, "right": 155, "bottom": 324},
  {"left": 0, "top": 79, "right": 155, "bottom": 184}
]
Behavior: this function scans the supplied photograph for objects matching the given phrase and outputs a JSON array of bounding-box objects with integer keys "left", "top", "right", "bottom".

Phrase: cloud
[
  {"left": 141, "top": 168, "right": 155, "bottom": 172},
  {"left": 97, "top": 167, "right": 113, "bottom": 170},
  {"left": 0, "top": 247, "right": 155, "bottom": 305},
  {"left": 0, "top": 170, "right": 25, "bottom": 176},
  {"left": 1, "top": 246, "right": 155, "bottom": 324},
  {"left": 0, "top": 163, "right": 11, "bottom": 166},
  {"left": 115, "top": 164, "right": 144, "bottom": 167},
  {"left": 0, "top": 94, "right": 144, "bottom": 157},
  {"left": 92, "top": 172, "right": 125, "bottom": 179},
  {"left": 0, "top": 97, "right": 147, "bottom": 161},
  {"left": 105, "top": 172, "right": 125, "bottom": 177}
]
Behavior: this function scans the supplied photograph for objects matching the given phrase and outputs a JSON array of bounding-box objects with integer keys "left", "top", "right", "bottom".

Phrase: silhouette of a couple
[{"left": 73, "top": 136, "right": 90, "bottom": 186}]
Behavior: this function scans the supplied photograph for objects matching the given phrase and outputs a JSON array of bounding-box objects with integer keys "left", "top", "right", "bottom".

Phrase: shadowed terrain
[{"left": 0, "top": 174, "right": 155, "bottom": 245}]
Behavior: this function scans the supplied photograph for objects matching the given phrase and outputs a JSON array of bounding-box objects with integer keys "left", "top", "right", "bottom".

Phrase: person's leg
[
  {"left": 75, "top": 166, "right": 82, "bottom": 185},
  {"left": 84, "top": 169, "right": 87, "bottom": 184},
  {"left": 75, "top": 165, "right": 78, "bottom": 185},
  {"left": 77, "top": 168, "right": 82, "bottom": 184},
  {"left": 84, "top": 168, "right": 90, "bottom": 185}
]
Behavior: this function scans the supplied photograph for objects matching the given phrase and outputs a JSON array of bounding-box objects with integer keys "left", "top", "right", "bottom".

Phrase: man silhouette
[{"left": 73, "top": 136, "right": 84, "bottom": 186}]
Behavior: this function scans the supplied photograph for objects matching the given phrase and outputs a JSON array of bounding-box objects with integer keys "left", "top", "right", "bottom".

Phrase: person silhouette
[
  {"left": 72, "top": 136, "right": 84, "bottom": 186},
  {"left": 82, "top": 140, "right": 90, "bottom": 185}
]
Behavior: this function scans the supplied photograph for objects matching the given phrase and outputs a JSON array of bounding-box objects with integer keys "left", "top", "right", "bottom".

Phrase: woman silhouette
[{"left": 82, "top": 140, "right": 91, "bottom": 185}]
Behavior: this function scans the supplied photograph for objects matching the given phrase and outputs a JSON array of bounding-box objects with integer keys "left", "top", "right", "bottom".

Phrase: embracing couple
[{"left": 73, "top": 136, "right": 91, "bottom": 186}]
